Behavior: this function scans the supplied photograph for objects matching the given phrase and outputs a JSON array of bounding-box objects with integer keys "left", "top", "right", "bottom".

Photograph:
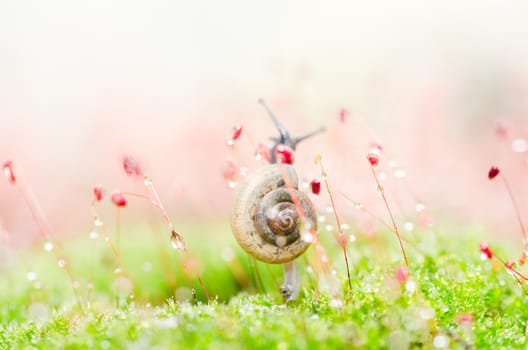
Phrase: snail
[{"left": 230, "top": 99, "right": 324, "bottom": 302}]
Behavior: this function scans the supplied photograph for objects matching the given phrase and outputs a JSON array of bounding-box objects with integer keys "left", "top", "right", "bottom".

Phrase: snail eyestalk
[{"left": 258, "top": 98, "right": 325, "bottom": 163}]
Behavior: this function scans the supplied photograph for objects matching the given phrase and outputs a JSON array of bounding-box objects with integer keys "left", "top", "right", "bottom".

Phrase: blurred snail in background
[{"left": 230, "top": 99, "right": 325, "bottom": 302}]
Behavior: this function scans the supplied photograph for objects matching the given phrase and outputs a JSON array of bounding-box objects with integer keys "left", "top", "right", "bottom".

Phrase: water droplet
[
  {"left": 349, "top": 234, "right": 356, "bottom": 243},
  {"left": 512, "top": 138, "right": 528, "bottom": 153},
  {"left": 27, "top": 271, "right": 37, "bottom": 281},
  {"left": 143, "top": 176, "right": 153, "bottom": 186},
  {"left": 226, "top": 139, "right": 235, "bottom": 147},
  {"left": 354, "top": 202, "right": 363, "bottom": 209},
  {"left": 43, "top": 241, "right": 54, "bottom": 252},
  {"left": 94, "top": 218, "right": 103, "bottom": 227},
  {"left": 301, "top": 232, "right": 314, "bottom": 243},
  {"left": 89, "top": 231, "right": 99, "bottom": 240},
  {"left": 171, "top": 239, "right": 184, "bottom": 250},
  {"left": 321, "top": 255, "right": 328, "bottom": 263},
  {"left": 306, "top": 266, "right": 314, "bottom": 274},
  {"left": 433, "top": 335, "right": 449, "bottom": 348},
  {"left": 419, "top": 307, "right": 435, "bottom": 320},
  {"left": 377, "top": 185, "right": 384, "bottom": 194},
  {"left": 404, "top": 222, "right": 414, "bottom": 232},
  {"left": 325, "top": 206, "right": 333, "bottom": 214},
  {"left": 255, "top": 153, "right": 263, "bottom": 161},
  {"left": 227, "top": 180, "right": 237, "bottom": 189},
  {"left": 72, "top": 281, "right": 80, "bottom": 289},
  {"left": 114, "top": 267, "right": 122, "bottom": 274},
  {"left": 405, "top": 280, "right": 416, "bottom": 294},
  {"left": 415, "top": 203, "right": 425, "bottom": 212},
  {"left": 393, "top": 169, "right": 406, "bottom": 179},
  {"left": 239, "top": 166, "right": 248, "bottom": 177},
  {"left": 480, "top": 253, "right": 489, "bottom": 261},
  {"left": 318, "top": 215, "right": 326, "bottom": 223},
  {"left": 57, "top": 259, "right": 66, "bottom": 268},
  {"left": 221, "top": 247, "right": 235, "bottom": 262}
]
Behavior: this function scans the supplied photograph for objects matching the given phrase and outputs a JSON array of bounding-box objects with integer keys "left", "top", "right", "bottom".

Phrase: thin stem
[
  {"left": 90, "top": 203, "right": 134, "bottom": 293},
  {"left": 338, "top": 189, "right": 426, "bottom": 256},
  {"left": 13, "top": 168, "right": 83, "bottom": 307},
  {"left": 318, "top": 158, "right": 353, "bottom": 291},
  {"left": 115, "top": 207, "right": 121, "bottom": 254},
  {"left": 370, "top": 166, "right": 409, "bottom": 267},
  {"left": 138, "top": 180, "right": 210, "bottom": 301},
  {"left": 501, "top": 174, "right": 528, "bottom": 247}
]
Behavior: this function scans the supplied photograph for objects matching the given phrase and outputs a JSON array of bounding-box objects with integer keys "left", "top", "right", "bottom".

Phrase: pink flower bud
[{"left": 111, "top": 190, "right": 127, "bottom": 207}]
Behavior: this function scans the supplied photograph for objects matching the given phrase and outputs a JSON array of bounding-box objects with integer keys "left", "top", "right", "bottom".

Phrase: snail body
[{"left": 230, "top": 164, "right": 317, "bottom": 264}]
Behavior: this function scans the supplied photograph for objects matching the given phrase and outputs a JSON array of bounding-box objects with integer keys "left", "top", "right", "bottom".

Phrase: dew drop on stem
[{"left": 43, "top": 241, "right": 54, "bottom": 252}]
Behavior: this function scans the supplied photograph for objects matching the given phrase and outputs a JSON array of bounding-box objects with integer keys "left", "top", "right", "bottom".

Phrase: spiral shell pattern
[{"left": 230, "top": 164, "right": 317, "bottom": 263}]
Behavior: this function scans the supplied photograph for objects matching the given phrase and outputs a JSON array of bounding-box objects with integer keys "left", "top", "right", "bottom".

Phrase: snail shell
[{"left": 230, "top": 164, "right": 317, "bottom": 264}]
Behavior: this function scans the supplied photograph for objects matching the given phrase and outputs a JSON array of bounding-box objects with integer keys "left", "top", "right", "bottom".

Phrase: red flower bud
[
  {"left": 111, "top": 190, "right": 127, "bottom": 207},
  {"left": 505, "top": 260, "right": 515, "bottom": 270},
  {"left": 395, "top": 265, "right": 409, "bottom": 284},
  {"left": 232, "top": 125, "right": 243, "bottom": 141},
  {"left": 123, "top": 155, "right": 142, "bottom": 177},
  {"left": 366, "top": 152, "right": 379, "bottom": 167},
  {"left": 310, "top": 179, "right": 321, "bottom": 195},
  {"left": 275, "top": 144, "right": 295, "bottom": 165},
  {"left": 2, "top": 160, "right": 16, "bottom": 184},
  {"left": 488, "top": 166, "right": 500, "bottom": 180},
  {"left": 479, "top": 242, "right": 493, "bottom": 259},
  {"left": 93, "top": 185, "right": 104, "bottom": 202}
]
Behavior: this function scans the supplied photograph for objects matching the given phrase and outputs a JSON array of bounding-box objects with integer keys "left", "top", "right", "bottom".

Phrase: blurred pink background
[{"left": 2, "top": 1, "right": 528, "bottom": 245}]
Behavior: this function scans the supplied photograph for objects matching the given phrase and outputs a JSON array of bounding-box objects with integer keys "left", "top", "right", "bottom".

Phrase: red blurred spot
[
  {"left": 339, "top": 108, "right": 349, "bottom": 123},
  {"left": 479, "top": 242, "right": 493, "bottom": 259},
  {"left": 505, "top": 260, "right": 515, "bottom": 270},
  {"left": 222, "top": 159, "right": 238, "bottom": 181},
  {"left": 366, "top": 152, "right": 379, "bottom": 167},
  {"left": 123, "top": 155, "right": 142, "bottom": 177},
  {"left": 310, "top": 179, "right": 321, "bottom": 195},
  {"left": 494, "top": 119, "right": 508, "bottom": 138},
  {"left": 275, "top": 144, "right": 295, "bottom": 164},
  {"left": 456, "top": 313, "right": 474, "bottom": 325},
  {"left": 395, "top": 265, "right": 409, "bottom": 284},
  {"left": 2, "top": 160, "right": 16, "bottom": 184},
  {"left": 111, "top": 191, "right": 127, "bottom": 207},
  {"left": 93, "top": 184, "right": 104, "bottom": 202},
  {"left": 232, "top": 125, "right": 243, "bottom": 141}
]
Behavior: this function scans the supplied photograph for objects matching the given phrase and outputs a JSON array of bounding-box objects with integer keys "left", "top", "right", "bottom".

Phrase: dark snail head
[{"left": 258, "top": 99, "right": 325, "bottom": 164}]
